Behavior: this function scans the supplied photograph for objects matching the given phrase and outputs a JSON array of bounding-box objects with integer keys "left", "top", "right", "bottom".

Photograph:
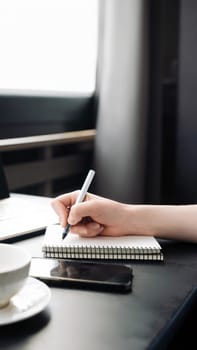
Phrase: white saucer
[{"left": 0, "top": 277, "right": 51, "bottom": 326}]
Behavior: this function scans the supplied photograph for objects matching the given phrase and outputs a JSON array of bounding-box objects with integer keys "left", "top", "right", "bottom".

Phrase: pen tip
[{"left": 62, "top": 225, "right": 70, "bottom": 240}]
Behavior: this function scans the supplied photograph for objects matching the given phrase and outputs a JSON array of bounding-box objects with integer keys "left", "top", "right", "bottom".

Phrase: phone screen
[{"left": 30, "top": 258, "right": 133, "bottom": 292}]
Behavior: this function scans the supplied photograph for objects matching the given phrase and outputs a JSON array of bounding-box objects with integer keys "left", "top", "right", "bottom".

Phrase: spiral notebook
[{"left": 42, "top": 224, "right": 164, "bottom": 261}]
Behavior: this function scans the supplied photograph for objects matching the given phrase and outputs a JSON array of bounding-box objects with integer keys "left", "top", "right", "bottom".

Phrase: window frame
[{"left": 0, "top": 93, "right": 96, "bottom": 139}]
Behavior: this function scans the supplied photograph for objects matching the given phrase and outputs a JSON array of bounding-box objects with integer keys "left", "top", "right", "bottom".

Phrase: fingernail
[
  {"left": 68, "top": 213, "right": 75, "bottom": 225},
  {"left": 89, "top": 223, "right": 103, "bottom": 231},
  {"left": 91, "top": 223, "right": 100, "bottom": 228}
]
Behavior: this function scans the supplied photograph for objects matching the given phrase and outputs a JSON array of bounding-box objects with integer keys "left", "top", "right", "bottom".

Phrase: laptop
[{"left": 0, "top": 156, "right": 58, "bottom": 241}]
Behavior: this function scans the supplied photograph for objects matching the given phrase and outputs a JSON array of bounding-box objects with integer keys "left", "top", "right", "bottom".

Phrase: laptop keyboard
[
  {"left": 0, "top": 196, "right": 58, "bottom": 240},
  {"left": 0, "top": 197, "right": 40, "bottom": 220}
]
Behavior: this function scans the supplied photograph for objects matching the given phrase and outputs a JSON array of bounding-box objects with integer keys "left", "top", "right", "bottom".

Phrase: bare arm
[
  {"left": 51, "top": 192, "right": 197, "bottom": 242},
  {"left": 137, "top": 204, "right": 197, "bottom": 242}
]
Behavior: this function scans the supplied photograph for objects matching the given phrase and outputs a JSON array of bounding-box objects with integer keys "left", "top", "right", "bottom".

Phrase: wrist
[{"left": 122, "top": 204, "right": 156, "bottom": 236}]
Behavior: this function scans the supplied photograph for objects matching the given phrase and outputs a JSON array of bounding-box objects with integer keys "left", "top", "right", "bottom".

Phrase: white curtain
[{"left": 94, "top": 0, "right": 149, "bottom": 203}]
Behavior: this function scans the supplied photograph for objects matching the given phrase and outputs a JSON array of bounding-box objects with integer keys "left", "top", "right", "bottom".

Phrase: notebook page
[{"left": 42, "top": 224, "right": 161, "bottom": 249}]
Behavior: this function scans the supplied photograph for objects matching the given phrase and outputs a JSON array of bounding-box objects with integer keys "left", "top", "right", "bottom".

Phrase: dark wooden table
[{"left": 0, "top": 235, "right": 196, "bottom": 350}]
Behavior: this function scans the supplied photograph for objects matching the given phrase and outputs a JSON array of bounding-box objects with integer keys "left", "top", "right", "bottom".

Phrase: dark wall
[
  {"left": 174, "top": 0, "right": 197, "bottom": 203},
  {"left": 146, "top": 0, "right": 179, "bottom": 204},
  {"left": 147, "top": 0, "right": 197, "bottom": 205}
]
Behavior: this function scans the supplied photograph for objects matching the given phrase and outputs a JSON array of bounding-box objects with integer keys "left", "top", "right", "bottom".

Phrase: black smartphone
[{"left": 29, "top": 258, "right": 133, "bottom": 293}]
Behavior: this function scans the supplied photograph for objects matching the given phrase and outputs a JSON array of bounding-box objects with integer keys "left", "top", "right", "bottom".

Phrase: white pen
[{"left": 62, "top": 169, "right": 95, "bottom": 239}]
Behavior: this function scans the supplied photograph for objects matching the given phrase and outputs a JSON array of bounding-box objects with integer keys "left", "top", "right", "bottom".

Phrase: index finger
[{"left": 51, "top": 191, "right": 79, "bottom": 226}]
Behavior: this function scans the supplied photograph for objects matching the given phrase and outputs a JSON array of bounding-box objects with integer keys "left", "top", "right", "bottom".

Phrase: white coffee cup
[{"left": 0, "top": 244, "right": 31, "bottom": 308}]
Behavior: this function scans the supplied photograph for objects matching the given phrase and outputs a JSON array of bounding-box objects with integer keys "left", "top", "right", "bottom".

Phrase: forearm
[{"left": 126, "top": 204, "right": 197, "bottom": 242}]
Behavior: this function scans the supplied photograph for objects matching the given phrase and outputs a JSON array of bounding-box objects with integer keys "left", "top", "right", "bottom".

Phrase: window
[
  {"left": 0, "top": 0, "right": 98, "bottom": 95},
  {"left": 0, "top": 0, "right": 98, "bottom": 138}
]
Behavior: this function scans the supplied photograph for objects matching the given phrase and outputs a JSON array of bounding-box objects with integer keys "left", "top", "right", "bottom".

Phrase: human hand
[{"left": 51, "top": 191, "right": 131, "bottom": 237}]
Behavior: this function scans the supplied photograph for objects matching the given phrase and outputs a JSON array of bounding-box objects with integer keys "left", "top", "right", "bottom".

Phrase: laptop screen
[{"left": 0, "top": 156, "right": 9, "bottom": 199}]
